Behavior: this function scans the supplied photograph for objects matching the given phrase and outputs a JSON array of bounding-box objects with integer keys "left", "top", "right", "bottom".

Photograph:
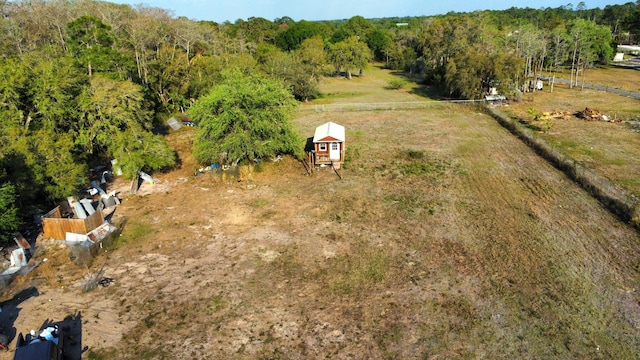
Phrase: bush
[{"left": 385, "top": 79, "right": 407, "bottom": 90}]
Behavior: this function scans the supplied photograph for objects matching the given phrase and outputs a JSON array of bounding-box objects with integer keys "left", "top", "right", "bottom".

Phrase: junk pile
[
  {"left": 39, "top": 165, "right": 124, "bottom": 265},
  {"left": 576, "top": 107, "right": 621, "bottom": 122}
]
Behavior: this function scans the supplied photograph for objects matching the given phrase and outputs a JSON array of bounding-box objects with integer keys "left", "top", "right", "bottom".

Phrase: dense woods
[{"left": 0, "top": 0, "right": 638, "bottom": 236}]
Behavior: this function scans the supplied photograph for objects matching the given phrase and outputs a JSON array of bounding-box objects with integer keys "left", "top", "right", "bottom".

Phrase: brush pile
[
  {"left": 576, "top": 107, "right": 621, "bottom": 122},
  {"left": 540, "top": 111, "right": 572, "bottom": 120}
]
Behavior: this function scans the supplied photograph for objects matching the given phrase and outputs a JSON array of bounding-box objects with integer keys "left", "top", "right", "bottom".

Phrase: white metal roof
[{"left": 313, "top": 122, "right": 345, "bottom": 143}]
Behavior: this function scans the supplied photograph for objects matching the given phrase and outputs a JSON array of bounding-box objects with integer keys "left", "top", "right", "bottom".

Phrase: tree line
[{"left": 0, "top": 0, "right": 638, "bottom": 239}]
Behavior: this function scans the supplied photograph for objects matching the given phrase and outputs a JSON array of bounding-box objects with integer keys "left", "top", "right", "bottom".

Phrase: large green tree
[
  {"left": 568, "top": 18, "right": 614, "bottom": 88},
  {"left": 77, "top": 75, "right": 175, "bottom": 177},
  {"left": 622, "top": 6, "right": 640, "bottom": 40},
  {"left": 330, "top": 15, "right": 374, "bottom": 43},
  {"left": 260, "top": 41, "right": 322, "bottom": 101},
  {"left": 328, "top": 36, "right": 372, "bottom": 79},
  {"left": 445, "top": 46, "right": 523, "bottom": 99},
  {"left": 275, "top": 20, "right": 329, "bottom": 51},
  {"left": 66, "top": 15, "right": 132, "bottom": 78},
  {"left": 189, "top": 70, "right": 302, "bottom": 166},
  {"left": 0, "top": 183, "right": 19, "bottom": 242},
  {"left": 366, "top": 29, "right": 392, "bottom": 62}
]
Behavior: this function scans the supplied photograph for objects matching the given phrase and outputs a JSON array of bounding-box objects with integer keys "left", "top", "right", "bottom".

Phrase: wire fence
[{"left": 298, "top": 99, "right": 486, "bottom": 113}]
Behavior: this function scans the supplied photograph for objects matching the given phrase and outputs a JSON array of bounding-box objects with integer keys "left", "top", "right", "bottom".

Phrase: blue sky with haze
[{"left": 108, "top": 0, "right": 632, "bottom": 22}]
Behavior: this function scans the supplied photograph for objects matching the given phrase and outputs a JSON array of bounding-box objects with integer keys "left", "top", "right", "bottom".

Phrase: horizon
[{"left": 107, "top": 0, "right": 633, "bottom": 23}]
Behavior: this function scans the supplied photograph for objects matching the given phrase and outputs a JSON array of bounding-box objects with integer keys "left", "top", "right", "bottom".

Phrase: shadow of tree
[
  {"left": 0, "top": 286, "right": 40, "bottom": 342},
  {"left": 408, "top": 85, "right": 443, "bottom": 99},
  {"left": 372, "top": 63, "right": 445, "bottom": 100}
]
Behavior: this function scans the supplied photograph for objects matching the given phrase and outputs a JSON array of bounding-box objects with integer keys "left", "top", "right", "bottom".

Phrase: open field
[{"left": 1, "top": 65, "right": 640, "bottom": 359}]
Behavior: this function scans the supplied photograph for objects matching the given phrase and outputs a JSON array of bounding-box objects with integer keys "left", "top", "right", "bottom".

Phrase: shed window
[
  {"left": 319, "top": 143, "right": 327, "bottom": 151},
  {"left": 331, "top": 143, "right": 338, "bottom": 151}
]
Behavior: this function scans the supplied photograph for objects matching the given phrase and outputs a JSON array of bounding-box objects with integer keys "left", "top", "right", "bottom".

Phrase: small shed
[{"left": 311, "top": 122, "right": 345, "bottom": 169}]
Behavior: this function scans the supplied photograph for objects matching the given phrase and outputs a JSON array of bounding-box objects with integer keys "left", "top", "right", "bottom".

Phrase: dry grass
[
  {"left": 546, "top": 66, "right": 640, "bottom": 93},
  {"left": 2, "top": 65, "right": 640, "bottom": 360},
  {"left": 504, "top": 75, "right": 640, "bottom": 198}
]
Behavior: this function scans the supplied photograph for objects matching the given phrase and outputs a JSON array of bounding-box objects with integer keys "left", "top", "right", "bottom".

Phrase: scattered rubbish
[
  {"left": 111, "top": 159, "right": 122, "bottom": 176},
  {"left": 139, "top": 171, "right": 156, "bottom": 185},
  {"left": 73, "top": 202, "right": 87, "bottom": 219},
  {"left": 100, "top": 170, "right": 112, "bottom": 184},
  {"left": 1, "top": 233, "right": 37, "bottom": 276},
  {"left": 87, "top": 222, "right": 117, "bottom": 243},
  {"left": 79, "top": 199, "right": 95, "bottom": 216},
  {"left": 167, "top": 117, "right": 182, "bottom": 130},
  {"left": 3, "top": 248, "right": 28, "bottom": 276},
  {"left": 90, "top": 181, "right": 107, "bottom": 197},
  {"left": 66, "top": 197, "right": 82, "bottom": 219},
  {"left": 65, "top": 222, "right": 117, "bottom": 244},
  {"left": 65, "top": 232, "right": 90, "bottom": 244},
  {"left": 101, "top": 193, "right": 119, "bottom": 208},
  {"left": 14, "top": 233, "right": 31, "bottom": 253},
  {"left": 67, "top": 222, "right": 120, "bottom": 266},
  {"left": 194, "top": 163, "right": 223, "bottom": 176},
  {"left": 98, "top": 277, "right": 115, "bottom": 287}
]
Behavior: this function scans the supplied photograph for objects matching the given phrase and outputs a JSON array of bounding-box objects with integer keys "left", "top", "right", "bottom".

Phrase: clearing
[{"left": 1, "top": 65, "right": 640, "bottom": 359}]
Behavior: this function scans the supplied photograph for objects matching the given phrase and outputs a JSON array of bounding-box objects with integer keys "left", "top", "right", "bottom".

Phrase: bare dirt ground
[{"left": 2, "top": 67, "right": 640, "bottom": 359}]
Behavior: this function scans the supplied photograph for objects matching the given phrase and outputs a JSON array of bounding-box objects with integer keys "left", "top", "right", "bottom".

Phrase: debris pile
[
  {"left": 576, "top": 107, "right": 621, "bottom": 122},
  {"left": 540, "top": 111, "right": 572, "bottom": 120}
]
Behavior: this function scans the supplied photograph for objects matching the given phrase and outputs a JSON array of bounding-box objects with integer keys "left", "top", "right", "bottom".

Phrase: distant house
[{"left": 309, "top": 122, "right": 345, "bottom": 169}]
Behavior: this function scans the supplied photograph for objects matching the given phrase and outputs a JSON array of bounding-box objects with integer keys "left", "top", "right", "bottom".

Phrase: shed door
[{"left": 329, "top": 142, "right": 340, "bottom": 160}]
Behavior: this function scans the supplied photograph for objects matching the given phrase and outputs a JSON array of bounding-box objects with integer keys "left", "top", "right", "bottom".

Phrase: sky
[{"left": 108, "top": 0, "right": 633, "bottom": 22}]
